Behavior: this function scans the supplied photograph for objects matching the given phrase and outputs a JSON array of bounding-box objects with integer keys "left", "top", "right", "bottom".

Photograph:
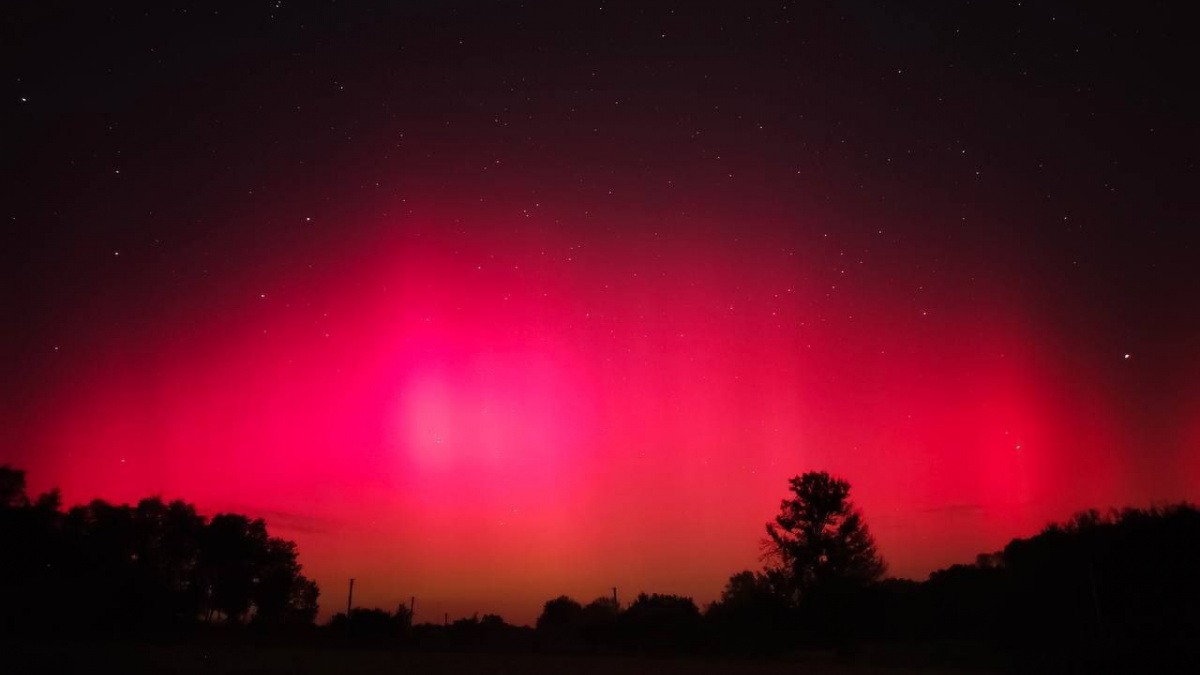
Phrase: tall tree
[{"left": 763, "top": 472, "right": 885, "bottom": 604}]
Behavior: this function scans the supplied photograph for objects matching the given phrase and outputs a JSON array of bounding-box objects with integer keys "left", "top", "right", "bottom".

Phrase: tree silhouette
[
  {"left": 763, "top": 472, "right": 885, "bottom": 606},
  {"left": 580, "top": 596, "right": 620, "bottom": 646},
  {"left": 0, "top": 465, "right": 29, "bottom": 508},
  {"left": 535, "top": 595, "right": 585, "bottom": 649},
  {"left": 619, "top": 593, "right": 702, "bottom": 653},
  {"left": 198, "top": 514, "right": 267, "bottom": 622},
  {"left": 8, "top": 460, "right": 1200, "bottom": 668},
  {"left": 252, "top": 537, "right": 320, "bottom": 626},
  {"left": 0, "top": 465, "right": 319, "bottom": 632},
  {"left": 536, "top": 595, "right": 583, "bottom": 631},
  {"left": 705, "top": 570, "right": 793, "bottom": 653},
  {"left": 1002, "top": 505, "right": 1200, "bottom": 646},
  {"left": 718, "top": 570, "right": 783, "bottom": 609}
]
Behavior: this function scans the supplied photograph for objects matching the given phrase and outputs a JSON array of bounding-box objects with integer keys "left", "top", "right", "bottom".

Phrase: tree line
[
  {"left": 3, "top": 464, "right": 1197, "bottom": 667},
  {"left": 525, "top": 473, "right": 1200, "bottom": 668},
  {"left": 0, "top": 466, "right": 318, "bottom": 632}
]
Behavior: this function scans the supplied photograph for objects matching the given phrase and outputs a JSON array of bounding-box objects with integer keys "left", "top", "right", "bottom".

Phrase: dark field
[{"left": 6, "top": 641, "right": 990, "bottom": 675}]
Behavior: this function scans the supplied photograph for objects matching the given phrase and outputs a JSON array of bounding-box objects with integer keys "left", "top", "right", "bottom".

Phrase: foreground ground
[{"left": 5, "top": 640, "right": 993, "bottom": 675}]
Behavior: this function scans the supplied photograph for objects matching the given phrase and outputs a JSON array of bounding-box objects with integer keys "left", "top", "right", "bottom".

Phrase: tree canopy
[
  {"left": 763, "top": 471, "right": 885, "bottom": 604},
  {"left": 0, "top": 464, "right": 319, "bottom": 631}
]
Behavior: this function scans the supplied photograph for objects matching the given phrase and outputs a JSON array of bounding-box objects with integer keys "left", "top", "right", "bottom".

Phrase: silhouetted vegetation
[
  {"left": 764, "top": 472, "right": 886, "bottom": 599},
  {"left": 327, "top": 605, "right": 537, "bottom": 653},
  {"left": 910, "top": 505, "right": 1200, "bottom": 668},
  {"left": 4, "top": 465, "right": 1198, "bottom": 670},
  {"left": 619, "top": 593, "right": 703, "bottom": 653},
  {"left": 528, "top": 473, "right": 1200, "bottom": 670},
  {"left": 328, "top": 607, "right": 406, "bottom": 641},
  {"left": 535, "top": 595, "right": 585, "bottom": 650},
  {"left": 764, "top": 471, "right": 886, "bottom": 646},
  {"left": 704, "top": 570, "right": 794, "bottom": 653},
  {"left": 0, "top": 465, "right": 319, "bottom": 633}
]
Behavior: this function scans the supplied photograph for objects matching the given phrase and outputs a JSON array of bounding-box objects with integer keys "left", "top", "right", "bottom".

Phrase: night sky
[{"left": 4, "top": 1, "right": 1197, "bottom": 625}]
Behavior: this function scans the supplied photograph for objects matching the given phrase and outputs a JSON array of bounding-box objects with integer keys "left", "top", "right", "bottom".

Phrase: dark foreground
[{"left": 6, "top": 640, "right": 993, "bottom": 675}]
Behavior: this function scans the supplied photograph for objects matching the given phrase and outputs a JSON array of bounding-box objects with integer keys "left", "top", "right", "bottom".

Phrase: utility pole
[
  {"left": 612, "top": 587, "right": 618, "bottom": 608},
  {"left": 410, "top": 596, "right": 416, "bottom": 627},
  {"left": 347, "top": 578, "right": 355, "bottom": 621}
]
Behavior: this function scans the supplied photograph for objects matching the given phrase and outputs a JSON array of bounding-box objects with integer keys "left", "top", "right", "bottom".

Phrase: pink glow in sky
[{"left": 10, "top": 190, "right": 1195, "bottom": 625}]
